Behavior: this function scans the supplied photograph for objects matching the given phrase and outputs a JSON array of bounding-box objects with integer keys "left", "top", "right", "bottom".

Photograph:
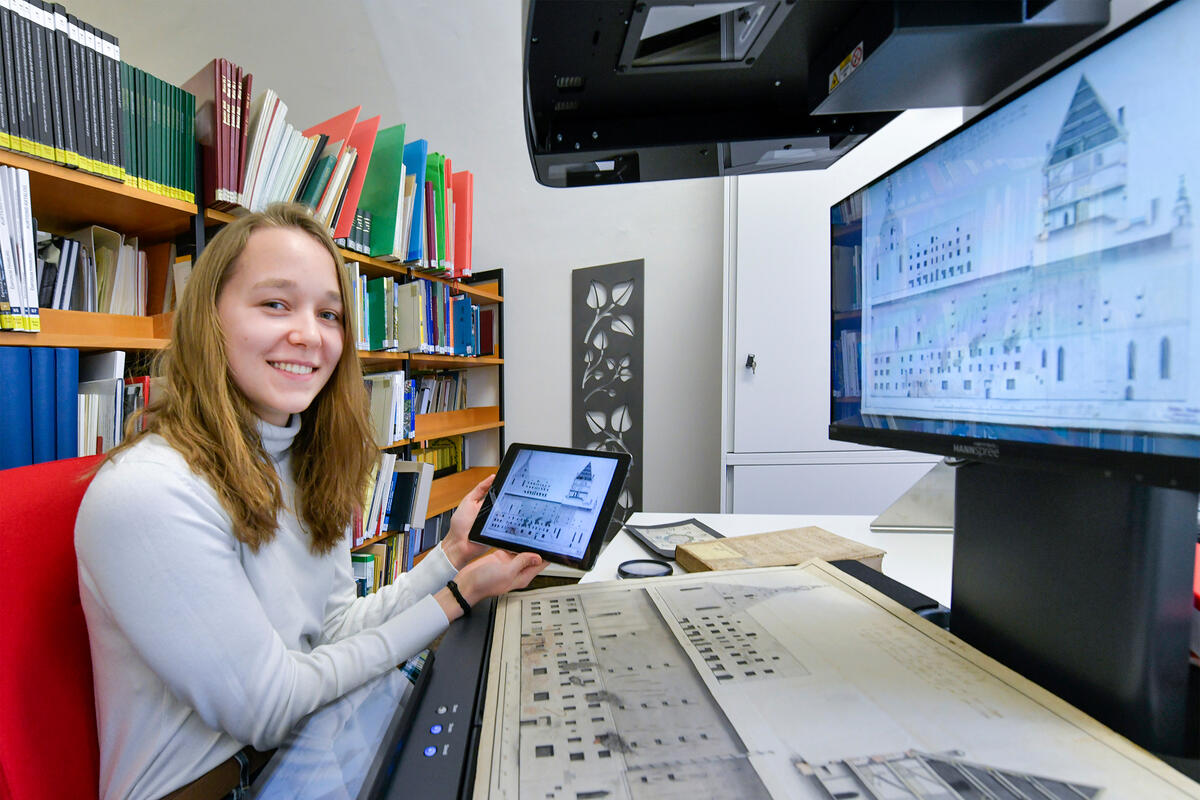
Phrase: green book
[
  {"left": 367, "top": 276, "right": 387, "bottom": 352},
  {"left": 356, "top": 123, "right": 406, "bottom": 259},
  {"left": 425, "top": 152, "right": 447, "bottom": 271},
  {"left": 298, "top": 154, "right": 336, "bottom": 209}
]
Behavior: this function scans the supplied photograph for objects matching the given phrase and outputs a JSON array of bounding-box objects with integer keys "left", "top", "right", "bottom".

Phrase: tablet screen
[{"left": 469, "top": 444, "right": 630, "bottom": 570}]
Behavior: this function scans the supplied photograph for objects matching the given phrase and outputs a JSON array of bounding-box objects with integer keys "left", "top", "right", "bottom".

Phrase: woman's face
[{"left": 216, "top": 226, "right": 345, "bottom": 426}]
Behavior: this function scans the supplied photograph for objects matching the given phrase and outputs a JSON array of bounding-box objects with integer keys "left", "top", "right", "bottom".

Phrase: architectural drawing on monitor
[{"left": 860, "top": 72, "right": 1194, "bottom": 430}]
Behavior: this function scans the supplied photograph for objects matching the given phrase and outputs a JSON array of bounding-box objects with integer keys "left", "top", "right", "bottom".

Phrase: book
[
  {"left": 53, "top": 345, "right": 76, "bottom": 459},
  {"left": 357, "top": 122, "right": 406, "bottom": 259},
  {"left": 297, "top": 153, "right": 335, "bottom": 209},
  {"left": 0, "top": 345, "right": 32, "bottom": 469},
  {"left": 392, "top": 459, "right": 434, "bottom": 529},
  {"left": 674, "top": 526, "right": 886, "bottom": 573},
  {"left": 400, "top": 139, "right": 428, "bottom": 263},
  {"left": 331, "top": 114, "right": 380, "bottom": 240},
  {"left": 181, "top": 58, "right": 238, "bottom": 208},
  {"left": 451, "top": 170, "right": 473, "bottom": 278},
  {"left": 29, "top": 345, "right": 54, "bottom": 463},
  {"left": 300, "top": 104, "right": 359, "bottom": 216}
]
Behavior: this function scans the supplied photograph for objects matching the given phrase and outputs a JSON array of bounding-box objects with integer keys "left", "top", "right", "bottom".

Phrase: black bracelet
[{"left": 446, "top": 580, "right": 471, "bottom": 617}]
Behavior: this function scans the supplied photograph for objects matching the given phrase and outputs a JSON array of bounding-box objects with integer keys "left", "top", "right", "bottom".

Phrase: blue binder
[
  {"left": 402, "top": 139, "right": 428, "bottom": 263},
  {"left": 0, "top": 347, "right": 33, "bottom": 470},
  {"left": 29, "top": 347, "right": 55, "bottom": 464},
  {"left": 54, "top": 347, "right": 78, "bottom": 459}
]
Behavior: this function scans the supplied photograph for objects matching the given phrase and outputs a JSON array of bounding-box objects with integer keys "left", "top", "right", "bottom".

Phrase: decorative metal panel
[{"left": 572, "top": 259, "right": 644, "bottom": 536}]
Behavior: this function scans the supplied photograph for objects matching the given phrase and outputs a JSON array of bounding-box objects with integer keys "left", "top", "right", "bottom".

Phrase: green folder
[{"left": 357, "top": 123, "right": 407, "bottom": 259}]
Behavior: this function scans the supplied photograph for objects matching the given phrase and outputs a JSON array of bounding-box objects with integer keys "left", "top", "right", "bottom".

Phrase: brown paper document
[{"left": 675, "top": 525, "right": 885, "bottom": 573}]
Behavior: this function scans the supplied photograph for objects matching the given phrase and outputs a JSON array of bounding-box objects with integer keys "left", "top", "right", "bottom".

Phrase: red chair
[{"left": 0, "top": 455, "right": 104, "bottom": 800}]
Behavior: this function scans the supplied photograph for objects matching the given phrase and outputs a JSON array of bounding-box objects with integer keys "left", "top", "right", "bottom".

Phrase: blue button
[
  {"left": 423, "top": 746, "right": 437, "bottom": 758},
  {"left": 430, "top": 724, "right": 443, "bottom": 735}
]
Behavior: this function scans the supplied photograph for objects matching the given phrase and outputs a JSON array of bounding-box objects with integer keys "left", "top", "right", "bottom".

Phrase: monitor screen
[{"left": 829, "top": 0, "right": 1200, "bottom": 489}]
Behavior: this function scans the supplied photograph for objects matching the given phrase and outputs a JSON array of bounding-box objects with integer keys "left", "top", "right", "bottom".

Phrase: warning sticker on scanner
[{"left": 829, "top": 41, "right": 864, "bottom": 93}]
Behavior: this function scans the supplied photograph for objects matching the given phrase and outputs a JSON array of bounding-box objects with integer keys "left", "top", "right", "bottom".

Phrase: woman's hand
[
  {"left": 435, "top": 549, "right": 546, "bottom": 621},
  {"left": 440, "top": 474, "right": 495, "bottom": 569}
]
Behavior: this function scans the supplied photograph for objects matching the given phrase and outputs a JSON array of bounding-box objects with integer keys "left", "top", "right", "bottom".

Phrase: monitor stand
[
  {"left": 949, "top": 460, "right": 1199, "bottom": 761},
  {"left": 870, "top": 459, "right": 956, "bottom": 533}
]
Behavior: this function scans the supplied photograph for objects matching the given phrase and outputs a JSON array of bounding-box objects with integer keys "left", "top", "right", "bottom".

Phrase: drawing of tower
[
  {"left": 566, "top": 462, "right": 594, "bottom": 502},
  {"left": 1042, "top": 75, "right": 1128, "bottom": 236}
]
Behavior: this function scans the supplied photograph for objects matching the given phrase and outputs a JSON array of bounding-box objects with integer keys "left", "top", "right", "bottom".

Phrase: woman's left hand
[{"left": 441, "top": 473, "right": 496, "bottom": 569}]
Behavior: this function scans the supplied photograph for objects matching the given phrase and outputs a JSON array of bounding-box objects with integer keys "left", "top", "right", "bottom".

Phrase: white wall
[{"left": 70, "top": 0, "right": 725, "bottom": 513}]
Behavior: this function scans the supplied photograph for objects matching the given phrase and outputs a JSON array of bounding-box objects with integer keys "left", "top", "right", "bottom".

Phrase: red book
[
  {"left": 302, "top": 106, "right": 361, "bottom": 215},
  {"left": 479, "top": 307, "right": 495, "bottom": 356},
  {"left": 236, "top": 69, "right": 253, "bottom": 196},
  {"left": 180, "top": 59, "right": 228, "bottom": 208},
  {"left": 332, "top": 115, "right": 381, "bottom": 239},
  {"left": 451, "top": 170, "right": 473, "bottom": 278}
]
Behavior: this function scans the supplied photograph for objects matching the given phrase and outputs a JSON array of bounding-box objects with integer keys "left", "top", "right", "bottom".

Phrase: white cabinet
[{"left": 722, "top": 109, "right": 965, "bottom": 513}]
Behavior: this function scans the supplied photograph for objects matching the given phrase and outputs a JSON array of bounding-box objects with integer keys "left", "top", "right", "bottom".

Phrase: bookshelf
[{"left": 0, "top": 142, "right": 506, "bottom": 548}]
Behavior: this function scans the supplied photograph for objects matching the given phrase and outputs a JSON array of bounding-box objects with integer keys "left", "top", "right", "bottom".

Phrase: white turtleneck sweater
[{"left": 75, "top": 417, "right": 456, "bottom": 800}]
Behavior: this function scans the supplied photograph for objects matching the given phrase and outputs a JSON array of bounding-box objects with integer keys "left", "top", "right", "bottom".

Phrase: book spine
[
  {"left": 183, "top": 84, "right": 195, "bottom": 203},
  {"left": 78, "top": 19, "right": 99, "bottom": 173},
  {"left": 50, "top": 3, "right": 73, "bottom": 166},
  {"left": 34, "top": 1, "right": 62, "bottom": 163},
  {"left": 0, "top": 346, "right": 32, "bottom": 468},
  {"left": 15, "top": 168, "right": 36, "bottom": 330},
  {"left": 17, "top": 0, "right": 49, "bottom": 160},
  {"left": 65, "top": 13, "right": 91, "bottom": 170},
  {"left": 53, "top": 345, "right": 77, "bottom": 459},
  {"left": 103, "top": 31, "right": 123, "bottom": 180},
  {"left": 82, "top": 22, "right": 106, "bottom": 176},
  {"left": 8, "top": 0, "right": 34, "bottom": 156},
  {"left": 118, "top": 60, "right": 133, "bottom": 187},
  {"left": 135, "top": 67, "right": 146, "bottom": 192}
]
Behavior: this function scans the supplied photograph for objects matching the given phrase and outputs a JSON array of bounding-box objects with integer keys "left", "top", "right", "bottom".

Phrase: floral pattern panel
[{"left": 571, "top": 259, "right": 643, "bottom": 535}]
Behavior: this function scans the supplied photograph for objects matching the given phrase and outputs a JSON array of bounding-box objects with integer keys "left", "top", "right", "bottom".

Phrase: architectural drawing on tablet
[
  {"left": 477, "top": 565, "right": 1199, "bottom": 799},
  {"left": 480, "top": 449, "right": 618, "bottom": 558}
]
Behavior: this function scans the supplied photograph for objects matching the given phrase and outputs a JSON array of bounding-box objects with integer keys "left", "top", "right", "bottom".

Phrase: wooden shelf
[
  {"left": 0, "top": 309, "right": 171, "bottom": 350},
  {"left": 2, "top": 149, "right": 197, "bottom": 242},
  {"left": 359, "top": 351, "right": 408, "bottom": 369},
  {"left": 427, "top": 466, "right": 498, "bottom": 518},
  {"left": 414, "top": 406, "right": 502, "bottom": 441},
  {"left": 408, "top": 353, "right": 503, "bottom": 369}
]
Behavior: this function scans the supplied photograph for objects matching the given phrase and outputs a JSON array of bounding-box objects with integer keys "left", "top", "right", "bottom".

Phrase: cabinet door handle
[{"left": 745, "top": 354, "right": 757, "bottom": 374}]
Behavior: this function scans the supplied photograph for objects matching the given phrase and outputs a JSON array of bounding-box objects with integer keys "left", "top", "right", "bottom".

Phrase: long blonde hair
[{"left": 107, "top": 203, "right": 377, "bottom": 555}]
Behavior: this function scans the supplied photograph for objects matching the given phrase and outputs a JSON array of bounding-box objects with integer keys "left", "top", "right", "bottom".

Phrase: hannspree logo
[{"left": 952, "top": 441, "right": 1001, "bottom": 460}]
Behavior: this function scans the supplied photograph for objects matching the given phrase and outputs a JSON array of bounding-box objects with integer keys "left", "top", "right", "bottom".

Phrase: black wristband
[{"left": 446, "top": 579, "right": 471, "bottom": 617}]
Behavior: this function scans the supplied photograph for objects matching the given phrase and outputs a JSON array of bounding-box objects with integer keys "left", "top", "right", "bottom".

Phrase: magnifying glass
[{"left": 617, "top": 559, "right": 673, "bottom": 579}]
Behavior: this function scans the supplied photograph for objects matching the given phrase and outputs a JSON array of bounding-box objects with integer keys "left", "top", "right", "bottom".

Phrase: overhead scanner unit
[{"left": 523, "top": 0, "right": 1110, "bottom": 187}]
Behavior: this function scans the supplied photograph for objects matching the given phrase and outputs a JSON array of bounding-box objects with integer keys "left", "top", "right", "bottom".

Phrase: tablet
[{"left": 468, "top": 443, "right": 631, "bottom": 570}]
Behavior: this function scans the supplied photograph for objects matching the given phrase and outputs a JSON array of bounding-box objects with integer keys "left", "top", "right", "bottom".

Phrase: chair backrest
[{"left": 0, "top": 455, "right": 104, "bottom": 800}]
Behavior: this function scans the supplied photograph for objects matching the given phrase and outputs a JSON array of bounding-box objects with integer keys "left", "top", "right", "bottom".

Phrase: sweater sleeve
[
  {"left": 321, "top": 540, "right": 457, "bottom": 644},
  {"left": 75, "top": 455, "right": 449, "bottom": 750}
]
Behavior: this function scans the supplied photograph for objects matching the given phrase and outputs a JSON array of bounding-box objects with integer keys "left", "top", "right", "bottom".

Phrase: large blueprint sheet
[{"left": 475, "top": 562, "right": 1199, "bottom": 799}]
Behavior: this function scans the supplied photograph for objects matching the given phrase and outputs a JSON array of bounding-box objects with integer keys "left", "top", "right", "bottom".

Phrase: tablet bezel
[{"left": 467, "top": 443, "right": 631, "bottom": 571}]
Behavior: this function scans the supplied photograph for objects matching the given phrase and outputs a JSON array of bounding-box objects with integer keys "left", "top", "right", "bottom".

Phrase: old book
[{"left": 674, "top": 525, "right": 884, "bottom": 573}]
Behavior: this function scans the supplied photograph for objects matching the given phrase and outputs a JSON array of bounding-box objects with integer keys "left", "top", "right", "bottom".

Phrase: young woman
[{"left": 75, "top": 204, "right": 544, "bottom": 800}]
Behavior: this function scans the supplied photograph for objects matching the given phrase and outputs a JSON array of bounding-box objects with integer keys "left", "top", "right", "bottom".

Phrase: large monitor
[{"left": 829, "top": 0, "right": 1198, "bottom": 761}]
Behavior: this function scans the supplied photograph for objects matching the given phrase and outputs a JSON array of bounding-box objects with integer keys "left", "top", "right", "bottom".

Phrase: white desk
[{"left": 581, "top": 512, "right": 955, "bottom": 607}]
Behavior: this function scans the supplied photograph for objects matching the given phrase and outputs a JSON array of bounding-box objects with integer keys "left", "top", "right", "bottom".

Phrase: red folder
[
  {"left": 332, "top": 115, "right": 381, "bottom": 239},
  {"left": 302, "top": 106, "right": 361, "bottom": 215},
  {"left": 451, "top": 170, "right": 473, "bottom": 278}
]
